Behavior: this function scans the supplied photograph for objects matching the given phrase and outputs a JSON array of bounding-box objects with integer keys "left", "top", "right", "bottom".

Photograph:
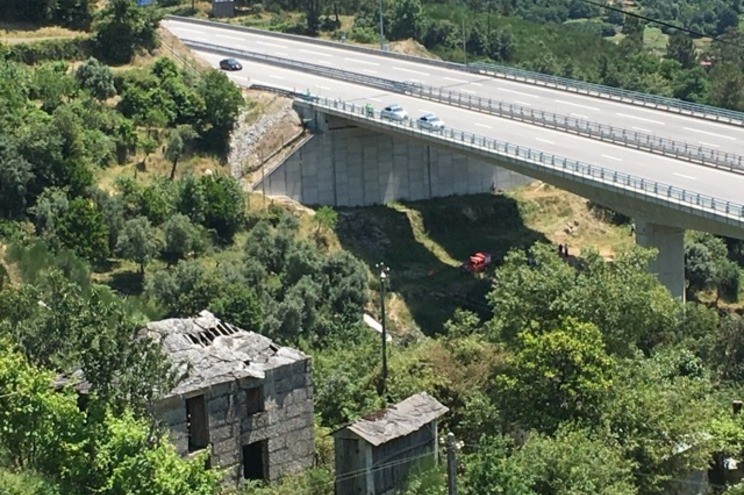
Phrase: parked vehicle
[
  {"left": 417, "top": 113, "right": 445, "bottom": 131},
  {"left": 381, "top": 104, "right": 408, "bottom": 121},
  {"left": 462, "top": 252, "right": 492, "bottom": 273},
  {"left": 219, "top": 58, "right": 242, "bottom": 71}
]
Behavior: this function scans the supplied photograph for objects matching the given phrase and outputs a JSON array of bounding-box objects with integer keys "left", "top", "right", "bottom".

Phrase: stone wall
[
  {"left": 156, "top": 357, "right": 314, "bottom": 485},
  {"left": 253, "top": 116, "right": 531, "bottom": 206}
]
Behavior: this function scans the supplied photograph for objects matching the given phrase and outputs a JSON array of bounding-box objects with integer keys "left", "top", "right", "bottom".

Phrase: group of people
[{"left": 558, "top": 243, "right": 570, "bottom": 257}]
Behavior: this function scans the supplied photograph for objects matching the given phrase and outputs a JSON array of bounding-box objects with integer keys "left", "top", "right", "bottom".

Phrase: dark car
[{"left": 219, "top": 58, "right": 242, "bottom": 71}]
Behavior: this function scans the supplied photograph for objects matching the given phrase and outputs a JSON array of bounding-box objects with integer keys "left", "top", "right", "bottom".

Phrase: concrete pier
[{"left": 635, "top": 220, "right": 686, "bottom": 300}]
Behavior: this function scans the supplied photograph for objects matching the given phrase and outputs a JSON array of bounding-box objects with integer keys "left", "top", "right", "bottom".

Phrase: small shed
[{"left": 333, "top": 392, "right": 448, "bottom": 495}]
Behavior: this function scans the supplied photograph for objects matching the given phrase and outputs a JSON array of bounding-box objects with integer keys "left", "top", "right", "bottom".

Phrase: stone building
[
  {"left": 333, "top": 392, "right": 448, "bottom": 495},
  {"left": 142, "top": 310, "right": 314, "bottom": 485}
]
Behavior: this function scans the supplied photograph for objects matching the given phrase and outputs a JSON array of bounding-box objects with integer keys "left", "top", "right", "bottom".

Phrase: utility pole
[
  {"left": 375, "top": 262, "right": 390, "bottom": 396},
  {"left": 462, "top": 15, "right": 467, "bottom": 65},
  {"left": 447, "top": 432, "right": 458, "bottom": 495},
  {"left": 378, "top": 0, "right": 385, "bottom": 51}
]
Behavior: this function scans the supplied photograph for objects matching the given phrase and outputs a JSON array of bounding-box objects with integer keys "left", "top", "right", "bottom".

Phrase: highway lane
[
  {"left": 167, "top": 19, "right": 744, "bottom": 157},
  {"left": 193, "top": 50, "right": 744, "bottom": 207}
]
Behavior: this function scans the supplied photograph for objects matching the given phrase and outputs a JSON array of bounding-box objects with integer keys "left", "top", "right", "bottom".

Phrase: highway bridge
[{"left": 164, "top": 17, "right": 744, "bottom": 299}]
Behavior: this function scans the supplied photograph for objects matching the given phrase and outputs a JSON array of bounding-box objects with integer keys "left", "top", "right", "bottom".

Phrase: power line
[{"left": 576, "top": 0, "right": 744, "bottom": 49}]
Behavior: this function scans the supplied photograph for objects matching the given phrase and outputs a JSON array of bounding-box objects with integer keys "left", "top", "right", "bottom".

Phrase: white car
[
  {"left": 380, "top": 104, "right": 408, "bottom": 121},
  {"left": 417, "top": 113, "right": 445, "bottom": 131}
]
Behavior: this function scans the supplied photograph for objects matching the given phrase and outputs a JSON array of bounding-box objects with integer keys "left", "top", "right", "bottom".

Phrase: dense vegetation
[{"left": 2, "top": 1, "right": 744, "bottom": 494}]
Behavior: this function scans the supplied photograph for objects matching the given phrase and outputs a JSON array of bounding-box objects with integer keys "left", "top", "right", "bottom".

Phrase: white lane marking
[
  {"left": 275, "top": 51, "right": 289, "bottom": 57},
  {"left": 535, "top": 137, "right": 554, "bottom": 144},
  {"left": 683, "top": 126, "right": 735, "bottom": 140},
  {"left": 601, "top": 154, "right": 622, "bottom": 162},
  {"left": 475, "top": 123, "right": 493, "bottom": 129},
  {"left": 418, "top": 108, "right": 431, "bottom": 113},
  {"left": 300, "top": 48, "right": 331, "bottom": 57},
  {"left": 632, "top": 126, "right": 652, "bottom": 133},
  {"left": 318, "top": 85, "right": 330, "bottom": 90},
  {"left": 674, "top": 172, "right": 697, "bottom": 180},
  {"left": 216, "top": 34, "right": 243, "bottom": 41},
  {"left": 362, "top": 69, "right": 378, "bottom": 74},
  {"left": 232, "top": 76, "right": 250, "bottom": 82},
  {"left": 501, "top": 88, "right": 538, "bottom": 98},
  {"left": 699, "top": 141, "right": 720, "bottom": 148},
  {"left": 172, "top": 27, "right": 202, "bottom": 34},
  {"left": 395, "top": 66, "right": 430, "bottom": 76},
  {"left": 461, "top": 89, "right": 476, "bottom": 94},
  {"left": 516, "top": 100, "right": 533, "bottom": 107},
  {"left": 555, "top": 99, "right": 599, "bottom": 111},
  {"left": 345, "top": 57, "right": 380, "bottom": 66},
  {"left": 269, "top": 75, "right": 285, "bottom": 80},
  {"left": 470, "top": 82, "right": 482, "bottom": 87},
  {"left": 617, "top": 112, "right": 664, "bottom": 125},
  {"left": 444, "top": 76, "right": 468, "bottom": 83},
  {"left": 571, "top": 113, "right": 588, "bottom": 119},
  {"left": 256, "top": 40, "right": 286, "bottom": 48},
  {"left": 368, "top": 97, "right": 381, "bottom": 102}
]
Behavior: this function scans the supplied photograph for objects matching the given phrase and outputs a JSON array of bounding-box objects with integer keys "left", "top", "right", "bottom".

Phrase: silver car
[
  {"left": 380, "top": 104, "right": 408, "bottom": 121},
  {"left": 417, "top": 113, "right": 445, "bottom": 131}
]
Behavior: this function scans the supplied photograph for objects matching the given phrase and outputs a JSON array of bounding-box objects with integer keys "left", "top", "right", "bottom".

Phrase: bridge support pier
[{"left": 635, "top": 220, "right": 685, "bottom": 301}]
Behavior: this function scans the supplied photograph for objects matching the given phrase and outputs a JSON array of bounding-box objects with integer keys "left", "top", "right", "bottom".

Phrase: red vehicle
[{"left": 462, "top": 252, "right": 492, "bottom": 273}]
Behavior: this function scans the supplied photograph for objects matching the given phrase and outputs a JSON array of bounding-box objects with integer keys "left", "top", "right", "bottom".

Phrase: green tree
[
  {"left": 116, "top": 216, "right": 162, "bottom": 274},
  {"left": 517, "top": 428, "right": 636, "bottom": 495},
  {"left": 463, "top": 435, "right": 534, "bottom": 495},
  {"left": 95, "top": 0, "right": 161, "bottom": 65},
  {"left": 165, "top": 125, "right": 197, "bottom": 180},
  {"left": 497, "top": 318, "right": 614, "bottom": 433},
  {"left": 0, "top": 138, "right": 34, "bottom": 219},
  {"left": 0, "top": 339, "right": 85, "bottom": 471},
  {"left": 388, "top": 0, "right": 425, "bottom": 40},
  {"left": 75, "top": 58, "right": 116, "bottom": 100},
  {"left": 162, "top": 213, "right": 205, "bottom": 264},
  {"left": 200, "top": 174, "right": 245, "bottom": 243},
  {"left": 197, "top": 70, "right": 244, "bottom": 153},
  {"left": 666, "top": 31, "right": 696, "bottom": 69},
  {"left": 56, "top": 197, "right": 110, "bottom": 264}
]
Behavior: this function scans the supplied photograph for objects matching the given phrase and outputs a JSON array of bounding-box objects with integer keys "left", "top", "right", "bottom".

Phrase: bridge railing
[
  {"left": 167, "top": 16, "right": 744, "bottom": 127},
  {"left": 298, "top": 94, "right": 744, "bottom": 224},
  {"left": 184, "top": 40, "right": 744, "bottom": 174},
  {"left": 471, "top": 62, "right": 744, "bottom": 127}
]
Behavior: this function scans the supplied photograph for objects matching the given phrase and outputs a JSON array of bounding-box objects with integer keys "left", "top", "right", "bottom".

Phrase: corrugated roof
[
  {"left": 340, "top": 392, "right": 448, "bottom": 446},
  {"left": 141, "top": 310, "right": 308, "bottom": 397}
]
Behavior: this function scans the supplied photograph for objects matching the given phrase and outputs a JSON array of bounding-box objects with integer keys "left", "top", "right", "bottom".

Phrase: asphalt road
[
  {"left": 192, "top": 49, "right": 744, "bottom": 209},
  {"left": 166, "top": 19, "right": 744, "bottom": 158}
]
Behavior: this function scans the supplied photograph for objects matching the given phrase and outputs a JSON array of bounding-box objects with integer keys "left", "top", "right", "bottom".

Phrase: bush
[
  {"left": 8, "top": 37, "right": 93, "bottom": 65},
  {"left": 349, "top": 27, "right": 378, "bottom": 44}
]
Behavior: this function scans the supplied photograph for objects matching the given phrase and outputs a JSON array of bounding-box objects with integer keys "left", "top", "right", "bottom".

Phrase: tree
[
  {"left": 497, "top": 318, "right": 614, "bottom": 433},
  {"left": 75, "top": 58, "right": 116, "bottom": 100},
  {"left": 487, "top": 244, "right": 681, "bottom": 355},
  {"left": 200, "top": 175, "right": 246, "bottom": 243},
  {"left": 666, "top": 31, "right": 696, "bottom": 69},
  {"left": 56, "top": 197, "right": 110, "bottom": 264},
  {"left": 197, "top": 70, "right": 244, "bottom": 153},
  {"left": 116, "top": 216, "right": 162, "bottom": 274},
  {"left": 388, "top": 0, "right": 425, "bottom": 40},
  {"left": 165, "top": 125, "right": 197, "bottom": 180},
  {"left": 315, "top": 205, "right": 338, "bottom": 241},
  {"left": 0, "top": 138, "right": 33, "bottom": 219},
  {"left": 95, "top": 0, "right": 160, "bottom": 65},
  {"left": 162, "top": 213, "right": 205, "bottom": 264},
  {"left": 516, "top": 428, "right": 637, "bottom": 495},
  {"left": 462, "top": 435, "right": 535, "bottom": 495}
]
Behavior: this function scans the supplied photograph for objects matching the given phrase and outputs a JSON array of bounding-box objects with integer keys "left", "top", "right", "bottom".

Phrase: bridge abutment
[{"left": 635, "top": 220, "right": 685, "bottom": 300}]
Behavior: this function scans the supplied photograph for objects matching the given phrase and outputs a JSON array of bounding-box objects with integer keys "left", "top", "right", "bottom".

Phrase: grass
[{"left": 0, "top": 21, "right": 82, "bottom": 43}]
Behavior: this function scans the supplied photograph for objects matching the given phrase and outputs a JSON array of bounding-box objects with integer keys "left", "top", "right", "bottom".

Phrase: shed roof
[
  {"left": 339, "top": 392, "right": 448, "bottom": 447},
  {"left": 141, "top": 310, "right": 308, "bottom": 397}
]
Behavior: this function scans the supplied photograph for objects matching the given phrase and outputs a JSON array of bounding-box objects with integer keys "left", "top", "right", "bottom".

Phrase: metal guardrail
[
  {"left": 471, "top": 62, "right": 744, "bottom": 127},
  {"left": 297, "top": 95, "right": 744, "bottom": 225},
  {"left": 167, "top": 15, "right": 744, "bottom": 128},
  {"left": 185, "top": 40, "right": 744, "bottom": 173}
]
